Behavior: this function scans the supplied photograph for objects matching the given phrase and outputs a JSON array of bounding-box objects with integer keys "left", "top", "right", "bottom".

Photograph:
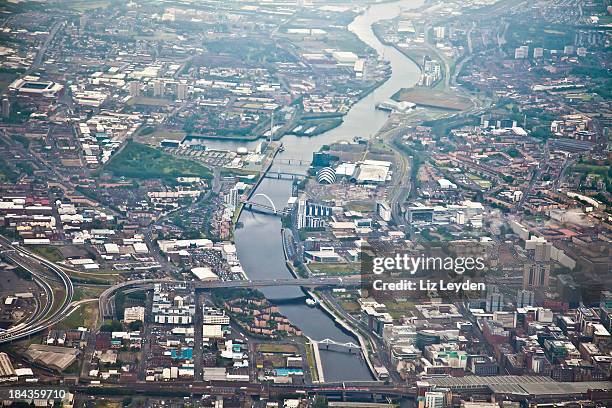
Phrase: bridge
[
  {"left": 274, "top": 157, "right": 310, "bottom": 166},
  {"left": 314, "top": 338, "right": 362, "bottom": 354},
  {"left": 242, "top": 193, "right": 286, "bottom": 216},
  {"left": 100, "top": 276, "right": 361, "bottom": 319},
  {"left": 264, "top": 170, "right": 305, "bottom": 181}
]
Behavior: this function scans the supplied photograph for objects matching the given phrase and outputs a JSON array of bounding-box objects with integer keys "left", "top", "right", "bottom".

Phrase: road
[
  {"left": 0, "top": 236, "right": 74, "bottom": 344},
  {"left": 98, "top": 276, "right": 363, "bottom": 320},
  {"left": 27, "top": 20, "right": 64, "bottom": 74}
]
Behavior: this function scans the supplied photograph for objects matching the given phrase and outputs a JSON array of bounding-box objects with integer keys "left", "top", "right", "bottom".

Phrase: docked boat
[{"left": 305, "top": 298, "right": 318, "bottom": 307}]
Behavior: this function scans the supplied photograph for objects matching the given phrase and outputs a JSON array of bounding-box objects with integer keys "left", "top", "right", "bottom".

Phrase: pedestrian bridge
[{"left": 314, "top": 338, "right": 362, "bottom": 354}]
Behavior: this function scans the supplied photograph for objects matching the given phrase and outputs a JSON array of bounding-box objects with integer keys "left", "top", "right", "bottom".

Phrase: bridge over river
[{"left": 100, "top": 276, "right": 361, "bottom": 319}]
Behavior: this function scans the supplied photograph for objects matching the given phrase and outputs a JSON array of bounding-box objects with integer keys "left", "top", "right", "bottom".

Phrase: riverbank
[{"left": 231, "top": 0, "right": 425, "bottom": 382}]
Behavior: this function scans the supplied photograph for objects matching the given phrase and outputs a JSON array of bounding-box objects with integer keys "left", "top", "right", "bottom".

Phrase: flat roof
[{"left": 427, "top": 375, "right": 612, "bottom": 397}]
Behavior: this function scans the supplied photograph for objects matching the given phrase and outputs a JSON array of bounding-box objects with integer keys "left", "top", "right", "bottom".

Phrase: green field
[
  {"left": 29, "top": 245, "right": 63, "bottom": 262},
  {"left": 308, "top": 262, "right": 359, "bottom": 276},
  {"left": 393, "top": 88, "right": 473, "bottom": 111},
  {"left": 105, "top": 142, "right": 212, "bottom": 180}
]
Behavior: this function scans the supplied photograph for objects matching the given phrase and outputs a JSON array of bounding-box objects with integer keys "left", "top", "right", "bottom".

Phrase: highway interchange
[
  {"left": 0, "top": 235, "right": 74, "bottom": 344},
  {"left": 0, "top": 234, "right": 362, "bottom": 344}
]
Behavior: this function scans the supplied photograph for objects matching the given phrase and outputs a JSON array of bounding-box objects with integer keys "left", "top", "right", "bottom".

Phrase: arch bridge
[{"left": 243, "top": 193, "right": 282, "bottom": 215}]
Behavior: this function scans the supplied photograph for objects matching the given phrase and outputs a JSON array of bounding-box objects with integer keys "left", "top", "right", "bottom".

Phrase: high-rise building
[
  {"left": 377, "top": 201, "right": 391, "bottom": 222},
  {"left": 296, "top": 198, "right": 331, "bottom": 229},
  {"left": 523, "top": 262, "right": 550, "bottom": 289},
  {"left": 534, "top": 241, "right": 552, "bottom": 262},
  {"left": 225, "top": 186, "right": 239, "bottom": 209},
  {"left": 424, "top": 391, "right": 445, "bottom": 408},
  {"left": 515, "top": 45, "right": 529, "bottom": 59},
  {"left": 129, "top": 81, "right": 140, "bottom": 97},
  {"left": 486, "top": 288, "right": 504, "bottom": 312},
  {"left": 533, "top": 47, "right": 544, "bottom": 58},
  {"left": 153, "top": 80, "right": 164, "bottom": 97},
  {"left": 433, "top": 26, "right": 445, "bottom": 39},
  {"left": 1, "top": 97, "right": 10, "bottom": 119},
  {"left": 297, "top": 198, "right": 307, "bottom": 229},
  {"left": 177, "top": 82, "right": 188, "bottom": 100},
  {"left": 517, "top": 289, "right": 535, "bottom": 308}
]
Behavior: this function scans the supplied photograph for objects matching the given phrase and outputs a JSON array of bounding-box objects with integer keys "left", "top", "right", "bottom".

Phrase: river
[{"left": 209, "top": 0, "right": 423, "bottom": 381}]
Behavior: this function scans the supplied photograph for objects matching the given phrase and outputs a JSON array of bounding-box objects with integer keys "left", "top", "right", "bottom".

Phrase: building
[
  {"left": 377, "top": 201, "right": 392, "bottom": 222},
  {"left": 297, "top": 199, "right": 332, "bottom": 229},
  {"left": 1, "top": 97, "right": 10, "bottom": 119},
  {"left": 486, "top": 289, "right": 504, "bottom": 312},
  {"left": 129, "top": 81, "right": 140, "bottom": 97},
  {"left": 153, "top": 80, "right": 164, "bottom": 97},
  {"left": 191, "top": 266, "right": 219, "bottom": 281},
  {"left": 424, "top": 391, "right": 445, "bottom": 408},
  {"left": 225, "top": 186, "right": 239, "bottom": 209},
  {"left": 433, "top": 26, "right": 445, "bottom": 39},
  {"left": 177, "top": 82, "right": 188, "bottom": 100},
  {"left": 316, "top": 167, "right": 336, "bottom": 184},
  {"left": 517, "top": 289, "right": 535, "bottom": 308},
  {"left": 533, "top": 47, "right": 544, "bottom": 58},
  {"left": 514, "top": 45, "right": 529, "bottom": 59},
  {"left": 470, "top": 356, "right": 498, "bottom": 376},
  {"left": 202, "top": 307, "right": 230, "bottom": 325},
  {"left": 9, "top": 76, "right": 64, "bottom": 99},
  {"left": 352, "top": 160, "right": 391, "bottom": 184},
  {"left": 523, "top": 263, "right": 550, "bottom": 289},
  {"left": 124, "top": 306, "right": 145, "bottom": 324},
  {"left": 0, "top": 353, "right": 16, "bottom": 382}
]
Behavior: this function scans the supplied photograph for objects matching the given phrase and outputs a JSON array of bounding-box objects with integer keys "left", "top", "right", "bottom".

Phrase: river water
[{"left": 207, "top": 0, "right": 423, "bottom": 381}]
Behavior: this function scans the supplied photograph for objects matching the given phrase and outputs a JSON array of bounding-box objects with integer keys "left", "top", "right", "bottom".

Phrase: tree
[
  {"left": 128, "top": 320, "right": 143, "bottom": 331},
  {"left": 100, "top": 320, "right": 123, "bottom": 332},
  {"left": 313, "top": 396, "right": 328, "bottom": 408}
]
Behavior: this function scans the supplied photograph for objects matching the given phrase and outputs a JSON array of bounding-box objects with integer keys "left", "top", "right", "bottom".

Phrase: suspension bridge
[{"left": 314, "top": 338, "right": 362, "bottom": 354}]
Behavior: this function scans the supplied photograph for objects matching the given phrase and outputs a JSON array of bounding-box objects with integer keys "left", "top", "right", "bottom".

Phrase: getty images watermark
[{"left": 360, "top": 242, "right": 490, "bottom": 300}]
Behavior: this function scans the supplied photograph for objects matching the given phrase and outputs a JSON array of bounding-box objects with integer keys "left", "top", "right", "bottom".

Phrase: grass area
[
  {"left": 0, "top": 157, "right": 18, "bottom": 183},
  {"left": 339, "top": 300, "right": 361, "bottom": 313},
  {"left": 256, "top": 343, "right": 297, "bottom": 354},
  {"left": 58, "top": 0, "right": 110, "bottom": 11},
  {"left": 304, "top": 341, "right": 319, "bottom": 383},
  {"left": 134, "top": 128, "right": 186, "bottom": 145},
  {"left": 345, "top": 201, "right": 375, "bottom": 212},
  {"left": 126, "top": 96, "right": 171, "bottom": 107},
  {"left": 56, "top": 305, "right": 87, "bottom": 329},
  {"left": 105, "top": 141, "right": 212, "bottom": 180},
  {"left": 320, "top": 29, "right": 373, "bottom": 54},
  {"left": 393, "top": 88, "right": 473, "bottom": 111},
  {"left": 28, "top": 245, "right": 63, "bottom": 262},
  {"left": 308, "top": 262, "right": 359, "bottom": 276},
  {"left": 384, "top": 300, "right": 415, "bottom": 319},
  {"left": 289, "top": 117, "right": 343, "bottom": 137},
  {"left": 133, "top": 32, "right": 177, "bottom": 41},
  {"left": 571, "top": 164, "right": 609, "bottom": 176}
]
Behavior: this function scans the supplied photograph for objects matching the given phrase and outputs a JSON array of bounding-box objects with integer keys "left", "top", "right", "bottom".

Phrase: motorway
[{"left": 0, "top": 236, "right": 74, "bottom": 344}]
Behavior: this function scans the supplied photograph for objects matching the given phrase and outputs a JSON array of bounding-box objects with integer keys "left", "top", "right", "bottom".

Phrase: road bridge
[
  {"left": 100, "top": 276, "right": 361, "bottom": 319},
  {"left": 264, "top": 170, "right": 305, "bottom": 180},
  {"left": 0, "top": 237, "right": 74, "bottom": 344},
  {"left": 274, "top": 157, "right": 310, "bottom": 166}
]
